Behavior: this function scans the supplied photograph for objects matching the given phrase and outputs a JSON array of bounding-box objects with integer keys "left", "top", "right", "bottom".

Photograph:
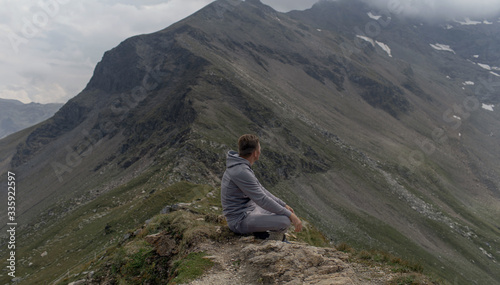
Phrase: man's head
[{"left": 238, "top": 134, "right": 261, "bottom": 163}]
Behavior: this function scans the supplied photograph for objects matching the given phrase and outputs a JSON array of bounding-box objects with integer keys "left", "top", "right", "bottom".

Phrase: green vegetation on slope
[
  {"left": 59, "top": 182, "right": 436, "bottom": 285},
  {"left": 2, "top": 163, "right": 210, "bottom": 284}
]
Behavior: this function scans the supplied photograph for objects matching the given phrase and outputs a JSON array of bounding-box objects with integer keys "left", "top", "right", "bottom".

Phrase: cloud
[
  {"left": 2, "top": 0, "right": 500, "bottom": 104},
  {"left": 362, "top": 0, "right": 500, "bottom": 19},
  {"left": 261, "top": 0, "right": 318, "bottom": 12},
  {"left": 0, "top": 0, "right": 213, "bottom": 104}
]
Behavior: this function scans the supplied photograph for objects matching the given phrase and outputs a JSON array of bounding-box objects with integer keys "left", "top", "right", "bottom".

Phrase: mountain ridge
[
  {"left": 0, "top": 98, "right": 62, "bottom": 140},
  {"left": 1, "top": 0, "right": 499, "bottom": 284}
]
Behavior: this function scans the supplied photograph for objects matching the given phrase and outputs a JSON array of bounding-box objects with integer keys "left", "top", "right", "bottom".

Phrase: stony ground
[
  {"left": 74, "top": 202, "right": 438, "bottom": 285},
  {"left": 186, "top": 235, "right": 432, "bottom": 285}
]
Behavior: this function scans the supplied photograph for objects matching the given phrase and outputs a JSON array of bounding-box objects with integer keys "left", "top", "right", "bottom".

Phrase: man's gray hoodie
[{"left": 221, "top": 150, "right": 292, "bottom": 233}]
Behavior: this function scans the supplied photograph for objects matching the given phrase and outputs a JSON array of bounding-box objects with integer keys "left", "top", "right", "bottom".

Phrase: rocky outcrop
[
  {"left": 187, "top": 236, "right": 434, "bottom": 285},
  {"left": 237, "top": 241, "right": 346, "bottom": 284},
  {"left": 75, "top": 202, "right": 434, "bottom": 285}
]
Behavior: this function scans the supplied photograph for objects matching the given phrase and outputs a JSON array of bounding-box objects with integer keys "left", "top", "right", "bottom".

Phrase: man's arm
[
  {"left": 289, "top": 212, "right": 302, "bottom": 232},
  {"left": 261, "top": 186, "right": 301, "bottom": 231},
  {"left": 231, "top": 167, "right": 292, "bottom": 217}
]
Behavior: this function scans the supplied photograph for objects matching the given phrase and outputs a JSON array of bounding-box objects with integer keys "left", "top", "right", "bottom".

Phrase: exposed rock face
[
  {"left": 188, "top": 237, "right": 433, "bottom": 285},
  {"left": 11, "top": 100, "right": 89, "bottom": 167},
  {"left": 237, "top": 241, "right": 347, "bottom": 284}
]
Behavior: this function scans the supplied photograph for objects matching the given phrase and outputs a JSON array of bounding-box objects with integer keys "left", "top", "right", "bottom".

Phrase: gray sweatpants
[{"left": 233, "top": 205, "right": 291, "bottom": 235}]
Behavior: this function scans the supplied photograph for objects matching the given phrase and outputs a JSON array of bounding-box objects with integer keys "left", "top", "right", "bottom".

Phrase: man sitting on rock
[{"left": 221, "top": 134, "right": 302, "bottom": 241}]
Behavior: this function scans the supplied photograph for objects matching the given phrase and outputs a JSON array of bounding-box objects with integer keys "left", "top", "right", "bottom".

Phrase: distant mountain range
[
  {"left": 0, "top": 0, "right": 499, "bottom": 284},
  {"left": 0, "top": 99, "right": 62, "bottom": 139}
]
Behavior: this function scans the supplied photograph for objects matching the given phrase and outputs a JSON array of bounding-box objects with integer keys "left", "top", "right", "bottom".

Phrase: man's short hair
[{"left": 238, "top": 134, "right": 259, "bottom": 158}]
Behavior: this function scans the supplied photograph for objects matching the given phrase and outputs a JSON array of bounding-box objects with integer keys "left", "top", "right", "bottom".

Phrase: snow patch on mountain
[
  {"left": 430, "top": 43, "right": 455, "bottom": 54},
  {"left": 376, "top": 41, "right": 392, "bottom": 57},
  {"left": 356, "top": 35, "right": 392, "bottom": 57},
  {"left": 357, "top": 35, "right": 374, "bottom": 46},
  {"left": 367, "top": 12, "right": 381, "bottom": 20},
  {"left": 478, "top": 63, "right": 492, "bottom": 70},
  {"left": 455, "top": 18, "right": 482, "bottom": 25},
  {"left": 468, "top": 62, "right": 500, "bottom": 72},
  {"left": 482, "top": 104, "right": 495, "bottom": 111}
]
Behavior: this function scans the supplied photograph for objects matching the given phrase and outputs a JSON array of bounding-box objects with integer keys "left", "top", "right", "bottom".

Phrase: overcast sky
[
  {"left": 364, "top": 0, "right": 500, "bottom": 19},
  {"left": 1, "top": 0, "right": 499, "bottom": 104}
]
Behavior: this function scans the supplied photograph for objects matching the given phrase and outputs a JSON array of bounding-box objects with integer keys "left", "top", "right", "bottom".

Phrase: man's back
[{"left": 221, "top": 150, "right": 257, "bottom": 225}]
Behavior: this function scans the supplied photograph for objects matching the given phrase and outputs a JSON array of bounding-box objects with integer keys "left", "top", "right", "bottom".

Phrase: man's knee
[{"left": 277, "top": 216, "right": 291, "bottom": 229}]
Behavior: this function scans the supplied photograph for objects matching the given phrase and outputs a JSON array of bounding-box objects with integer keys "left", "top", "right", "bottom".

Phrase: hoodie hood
[{"left": 226, "top": 150, "right": 250, "bottom": 169}]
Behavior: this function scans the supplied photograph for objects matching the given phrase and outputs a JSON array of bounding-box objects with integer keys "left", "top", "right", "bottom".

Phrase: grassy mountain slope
[
  {"left": 1, "top": 0, "right": 499, "bottom": 284},
  {"left": 59, "top": 183, "right": 437, "bottom": 285}
]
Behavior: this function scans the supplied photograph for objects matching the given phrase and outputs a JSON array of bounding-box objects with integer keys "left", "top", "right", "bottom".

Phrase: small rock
[
  {"left": 160, "top": 205, "right": 172, "bottom": 214},
  {"left": 124, "top": 233, "right": 131, "bottom": 240},
  {"left": 171, "top": 202, "right": 192, "bottom": 211},
  {"left": 239, "top": 236, "right": 255, "bottom": 243},
  {"left": 68, "top": 280, "right": 86, "bottom": 285}
]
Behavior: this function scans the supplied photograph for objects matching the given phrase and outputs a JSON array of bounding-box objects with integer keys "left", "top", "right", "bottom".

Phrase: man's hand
[
  {"left": 285, "top": 205, "right": 294, "bottom": 214},
  {"left": 289, "top": 213, "right": 302, "bottom": 232}
]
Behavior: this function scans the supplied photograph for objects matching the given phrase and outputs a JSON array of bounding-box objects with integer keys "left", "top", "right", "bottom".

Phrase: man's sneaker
[
  {"left": 253, "top": 231, "right": 270, "bottom": 240},
  {"left": 253, "top": 231, "right": 289, "bottom": 242}
]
